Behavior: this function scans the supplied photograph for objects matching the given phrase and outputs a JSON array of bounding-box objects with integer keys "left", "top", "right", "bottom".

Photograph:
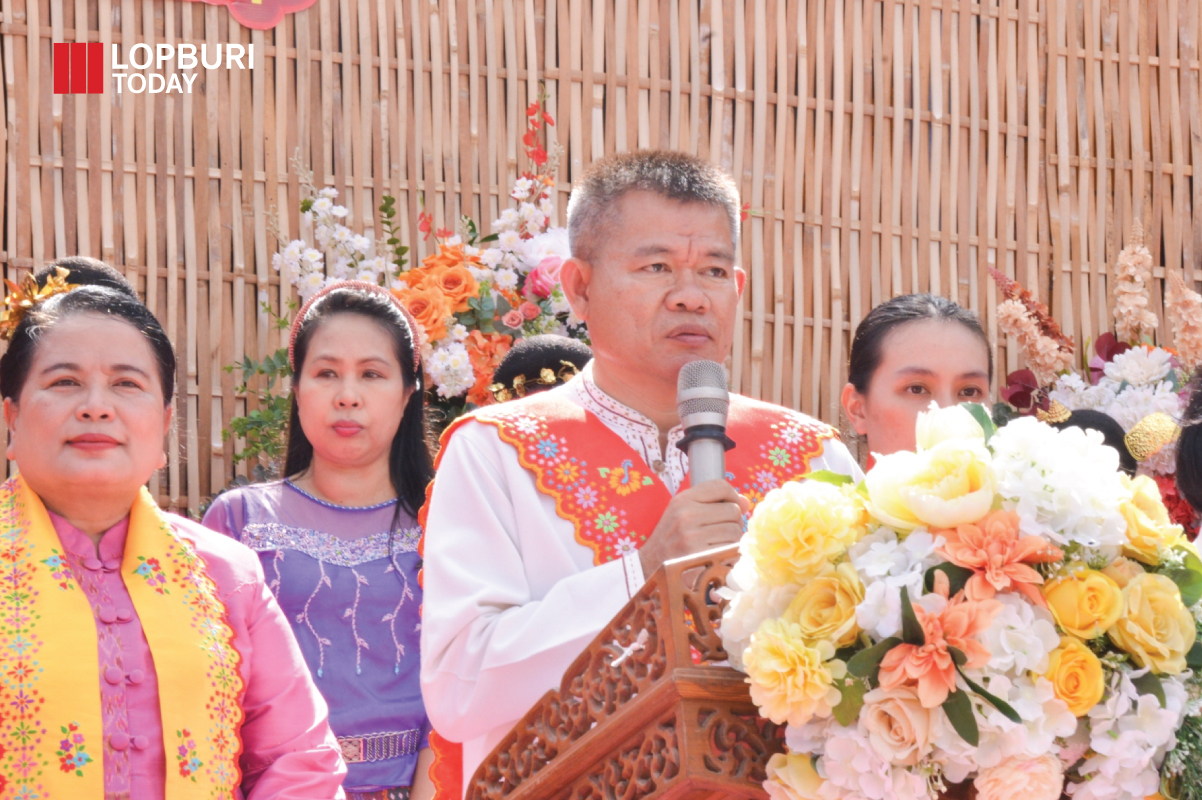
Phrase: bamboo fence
[{"left": 0, "top": 0, "right": 1199, "bottom": 511}]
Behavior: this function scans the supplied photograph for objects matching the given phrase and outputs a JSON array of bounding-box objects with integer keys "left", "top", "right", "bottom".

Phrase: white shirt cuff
[{"left": 621, "top": 551, "right": 646, "bottom": 597}]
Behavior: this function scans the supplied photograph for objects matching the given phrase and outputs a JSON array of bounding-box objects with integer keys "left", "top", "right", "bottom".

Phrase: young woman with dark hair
[
  {"left": 0, "top": 278, "right": 345, "bottom": 798},
  {"left": 203, "top": 281, "right": 435, "bottom": 800},
  {"left": 842, "top": 293, "right": 993, "bottom": 456}
]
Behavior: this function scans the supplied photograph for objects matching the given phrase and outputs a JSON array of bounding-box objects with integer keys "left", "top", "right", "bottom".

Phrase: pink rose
[
  {"left": 501, "top": 309, "right": 524, "bottom": 329},
  {"left": 519, "top": 301, "right": 541, "bottom": 321},
  {"left": 526, "top": 256, "right": 563, "bottom": 299},
  {"left": 974, "top": 755, "right": 1063, "bottom": 800}
]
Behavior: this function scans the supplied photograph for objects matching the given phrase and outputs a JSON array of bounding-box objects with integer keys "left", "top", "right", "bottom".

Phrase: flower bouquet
[
  {"left": 720, "top": 403, "right": 1202, "bottom": 800},
  {"left": 269, "top": 91, "right": 585, "bottom": 418},
  {"left": 991, "top": 223, "right": 1201, "bottom": 536}
]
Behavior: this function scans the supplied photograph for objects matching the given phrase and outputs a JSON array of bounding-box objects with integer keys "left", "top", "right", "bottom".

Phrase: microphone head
[{"left": 677, "top": 360, "right": 730, "bottom": 429}]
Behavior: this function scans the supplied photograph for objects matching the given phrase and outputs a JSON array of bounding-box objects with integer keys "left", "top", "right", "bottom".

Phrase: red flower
[
  {"left": 528, "top": 147, "right": 548, "bottom": 166},
  {"left": 434, "top": 228, "right": 454, "bottom": 240},
  {"left": 417, "top": 211, "right": 434, "bottom": 241}
]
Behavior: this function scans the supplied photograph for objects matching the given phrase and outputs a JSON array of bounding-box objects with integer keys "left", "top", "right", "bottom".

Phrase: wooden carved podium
[{"left": 466, "top": 545, "right": 783, "bottom": 800}]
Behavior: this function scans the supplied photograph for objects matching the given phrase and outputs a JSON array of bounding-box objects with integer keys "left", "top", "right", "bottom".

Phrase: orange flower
[
  {"left": 423, "top": 242, "right": 475, "bottom": 272},
  {"left": 935, "top": 510, "right": 1064, "bottom": 608},
  {"left": 429, "top": 265, "right": 478, "bottom": 313},
  {"left": 878, "top": 579, "right": 1003, "bottom": 708},
  {"left": 393, "top": 285, "right": 452, "bottom": 341},
  {"left": 465, "top": 330, "right": 513, "bottom": 406}
]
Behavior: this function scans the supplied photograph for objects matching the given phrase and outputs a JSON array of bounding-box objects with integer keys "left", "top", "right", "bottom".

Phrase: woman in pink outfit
[{"left": 0, "top": 270, "right": 346, "bottom": 799}]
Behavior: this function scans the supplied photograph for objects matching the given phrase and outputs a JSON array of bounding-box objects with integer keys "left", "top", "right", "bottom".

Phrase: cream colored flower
[
  {"left": 974, "top": 754, "right": 1064, "bottom": 800},
  {"left": 859, "top": 685, "right": 937, "bottom": 766},
  {"left": 1113, "top": 224, "right": 1159, "bottom": 345},
  {"left": 744, "top": 618, "right": 846, "bottom": 726},
  {"left": 915, "top": 401, "right": 986, "bottom": 450},
  {"left": 784, "top": 562, "right": 864, "bottom": 648},
  {"left": 865, "top": 440, "right": 995, "bottom": 532},
  {"left": 1108, "top": 573, "right": 1197, "bottom": 674},
  {"left": 747, "top": 481, "right": 869, "bottom": 586},
  {"left": 764, "top": 753, "right": 825, "bottom": 800},
  {"left": 1101, "top": 556, "right": 1146, "bottom": 589},
  {"left": 1166, "top": 269, "right": 1202, "bottom": 372}
]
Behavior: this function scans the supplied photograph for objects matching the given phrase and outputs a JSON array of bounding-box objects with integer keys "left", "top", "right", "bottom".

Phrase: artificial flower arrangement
[
  {"left": 720, "top": 402, "right": 1202, "bottom": 800},
  {"left": 993, "top": 222, "right": 1201, "bottom": 536},
  {"left": 270, "top": 91, "right": 583, "bottom": 410}
]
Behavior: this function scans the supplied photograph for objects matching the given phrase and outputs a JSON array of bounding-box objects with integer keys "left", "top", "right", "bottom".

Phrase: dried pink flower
[
  {"left": 1113, "top": 221, "right": 1159, "bottom": 345},
  {"left": 1167, "top": 269, "right": 1202, "bottom": 372}
]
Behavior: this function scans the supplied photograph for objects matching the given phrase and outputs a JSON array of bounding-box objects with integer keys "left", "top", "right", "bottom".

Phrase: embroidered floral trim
[
  {"left": 133, "top": 555, "right": 169, "bottom": 595},
  {"left": 40, "top": 548, "right": 75, "bottom": 591},
  {"left": 284, "top": 480, "right": 398, "bottom": 512},
  {"left": 175, "top": 727, "right": 203, "bottom": 780},
  {"left": 240, "top": 523, "right": 421, "bottom": 567},
  {"left": 56, "top": 722, "right": 92, "bottom": 776}
]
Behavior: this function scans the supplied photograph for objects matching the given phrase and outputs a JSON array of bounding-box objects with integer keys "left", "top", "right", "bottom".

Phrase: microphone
[{"left": 675, "top": 360, "right": 736, "bottom": 484}]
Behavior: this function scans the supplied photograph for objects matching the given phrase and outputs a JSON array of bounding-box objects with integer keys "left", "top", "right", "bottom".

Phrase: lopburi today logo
[{"left": 53, "top": 43, "right": 255, "bottom": 95}]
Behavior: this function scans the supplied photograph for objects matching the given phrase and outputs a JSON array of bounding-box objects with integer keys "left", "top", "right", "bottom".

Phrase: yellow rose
[
  {"left": 1108, "top": 573, "right": 1197, "bottom": 674},
  {"left": 744, "top": 618, "right": 846, "bottom": 726},
  {"left": 1044, "top": 636, "right": 1105, "bottom": 716},
  {"left": 784, "top": 562, "right": 864, "bottom": 648},
  {"left": 747, "top": 481, "right": 869, "bottom": 586},
  {"left": 1120, "top": 474, "right": 1185, "bottom": 565},
  {"left": 915, "top": 402, "right": 987, "bottom": 450},
  {"left": 1101, "top": 557, "right": 1146, "bottom": 589},
  {"left": 764, "top": 753, "right": 825, "bottom": 800},
  {"left": 1042, "top": 569, "right": 1123, "bottom": 640},
  {"left": 865, "top": 440, "right": 995, "bottom": 532}
]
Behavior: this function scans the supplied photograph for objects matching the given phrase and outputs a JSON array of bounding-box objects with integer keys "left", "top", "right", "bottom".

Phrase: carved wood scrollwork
[
  {"left": 695, "top": 705, "right": 783, "bottom": 783},
  {"left": 565, "top": 719, "right": 681, "bottom": 800},
  {"left": 674, "top": 551, "right": 740, "bottom": 665}
]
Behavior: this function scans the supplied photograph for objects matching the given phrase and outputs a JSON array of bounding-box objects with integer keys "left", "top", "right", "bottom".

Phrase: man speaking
[{"left": 419, "top": 150, "right": 861, "bottom": 796}]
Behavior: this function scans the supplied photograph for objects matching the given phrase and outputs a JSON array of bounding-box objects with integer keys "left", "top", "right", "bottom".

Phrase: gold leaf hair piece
[
  {"left": 0, "top": 267, "right": 78, "bottom": 341},
  {"left": 1125, "top": 411, "right": 1180, "bottom": 463},
  {"left": 1035, "top": 399, "right": 1072, "bottom": 424},
  {"left": 488, "top": 360, "right": 581, "bottom": 404}
]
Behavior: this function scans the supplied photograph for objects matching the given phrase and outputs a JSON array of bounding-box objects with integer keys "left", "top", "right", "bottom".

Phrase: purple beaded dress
[{"left": 203, "top": 480, "right": 428, "bottom": 794}]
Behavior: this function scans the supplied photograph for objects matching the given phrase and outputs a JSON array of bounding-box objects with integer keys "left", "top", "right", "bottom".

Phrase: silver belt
[{"left": 338, "top": 729, "right": 423, "bottom": 764}]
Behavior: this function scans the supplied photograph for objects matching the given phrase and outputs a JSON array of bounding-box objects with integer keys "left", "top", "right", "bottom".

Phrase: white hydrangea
[
  {"left": 1050, "top": 372, "right": 1119, "bottom": 412},
  {"left": 318, "top": 186, "right": 338, "bottom": 199},
  {"left": 716, "top": 554, "right": 801, "bottom": 672},
  {"left": 511, "top": 177, "right": 534, "bottom": 200},
  {"left": 311, "top": 197, "right": 333, "bottom": 213},
  {"left": 815, "top": 724, "right": 931, "bottom": 800},
  {"left": 989, "top": 417, "right": 1129, "bottom": 548},
  {"left": 523, "top": 227, "right": 571, "bottom": 269},
  {"left": 495, "top": 208, "right": 521, "bottom": 230},
  {"left": 498, "top": 229, "right": 523, "bottom": 251},
  {"left": 479, "top": 248, "right": 504, "bottom": 268},
  {"left": 330, "top": 205, "right": 349, "bottom": 219},
  {"left": 1070, "top": 671, "right": 1187, "bottom": 800},
  {"left": 849, "top": 529, "right": 944, "bottom": 640},
  {"left": 977, "top": 594, "right": 1061, "bottom": 675},
  {"left": 1103, "top": 347, "right": 1174, "bottom": 387},
  {"left": 350, "top": 234, "right": 372, "bottom": 255}
]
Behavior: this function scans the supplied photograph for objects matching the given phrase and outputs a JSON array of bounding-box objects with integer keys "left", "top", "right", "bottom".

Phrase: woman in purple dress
[{"left": 204, "top": 282, "right": 435, "bottom": 800}]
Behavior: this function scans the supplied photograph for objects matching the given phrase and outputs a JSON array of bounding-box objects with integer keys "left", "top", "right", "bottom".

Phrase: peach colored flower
[
  {"left": 429, "top": 265, "right": 479, "bottom": 313},
  {"left": 519, "top": 301, "right": 541, "bottom": 321},
  {"left": 859, "top": 686, "right": 936, "bottom": 766},
  {"left": 935, "top": 510, "right": 1063, "bottom": 608},
  {"left": 878, "top": 579, "right": 1003, "bottom": 708},
  {"left": 501, "top": 309, "right": 524, "bottom": 329},
  {"left": 465, "top": 330, "right": 513, "bottom": 406},
  {"left": 974, "top": 754, "right": 1064, "bottom": 800}
]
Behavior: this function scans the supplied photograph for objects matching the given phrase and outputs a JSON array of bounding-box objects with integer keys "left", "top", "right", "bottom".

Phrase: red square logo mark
[{"left": 53, "top": 42, "right": 104, "bottom": 94}]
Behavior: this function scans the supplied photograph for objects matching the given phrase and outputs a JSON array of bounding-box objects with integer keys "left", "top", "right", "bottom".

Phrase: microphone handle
[{"left": 686, "top": 437, "right": 727, "bottom": 484}]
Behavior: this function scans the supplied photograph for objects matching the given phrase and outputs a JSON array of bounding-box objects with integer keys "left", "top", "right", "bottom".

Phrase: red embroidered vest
[{"left": 421, "top": 389, "right": 838, "bottom": 799}]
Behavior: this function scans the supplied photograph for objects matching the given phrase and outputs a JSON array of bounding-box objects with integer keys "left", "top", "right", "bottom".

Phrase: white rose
[{"left": 915, "top": 401, "right": 987, "bottom": 450}]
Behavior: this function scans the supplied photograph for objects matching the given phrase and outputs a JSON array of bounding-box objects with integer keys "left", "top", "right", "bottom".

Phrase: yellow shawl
[{"left": 0, "top": 475, "right": 244, "bottom": 798}]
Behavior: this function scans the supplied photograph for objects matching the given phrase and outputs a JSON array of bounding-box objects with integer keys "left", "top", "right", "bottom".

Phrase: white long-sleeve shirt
[{"left": 418, "top": 364, "right": 862, "bottom": 792}]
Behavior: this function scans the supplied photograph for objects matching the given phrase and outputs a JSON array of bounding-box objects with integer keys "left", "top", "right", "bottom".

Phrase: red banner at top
[{"left": 185, "top": 0, "right": 318, "bottom": 30}]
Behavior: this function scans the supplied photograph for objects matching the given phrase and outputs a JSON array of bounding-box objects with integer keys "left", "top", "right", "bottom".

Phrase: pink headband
[{"left": 288, "top": 280, "right": 423, "bottom": 374}]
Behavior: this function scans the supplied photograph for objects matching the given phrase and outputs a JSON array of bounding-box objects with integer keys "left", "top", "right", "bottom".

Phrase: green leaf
[
  {"left": 805, "top": 470, "right": 854, "bottom": 487},
  {"left": 846, "top": 637, "right": 902, "bottom": 680},
  {"left": 832, "top": 676, "right": 867, "bottom": 727},
  {"left": 948, "top": 646, "right": 968, "bottom": 668},
  {"left": 1181, "top": 548, "right": 1202, "bottom": 574},
  {"left": 942, "top": 690, "right": 979, "bottom": 746},
  {"left": 300, "top": 197, "right": 313, "bottom": 213},
  {"left": 1131, "top": 671, "right": 1167, "bottom": 707},
  {"left": 1186, "top": 642, "right": 1202, "bottom": 669},
  {"left": 957, "top": 666, "right": 1021, "bottom": 723},
  {"left": 1165, "top": 568, "right": 1202, "bottom": 608},
  {"left": 962, "top": 402, "right": 998, "bottom": 444},
  {"left": 856, "top": 480, "right": 869, "bottom": 498},
  {"left": 900, "top": 588, "right": 925, "bottom": 647},
  {"left": 924, "top": 563, "right": 976, "bottom": 597}
]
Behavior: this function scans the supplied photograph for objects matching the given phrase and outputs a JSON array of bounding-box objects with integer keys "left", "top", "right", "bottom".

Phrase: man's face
[{"left": 563, "top": 191, "right": 745, "bottom": 387}]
